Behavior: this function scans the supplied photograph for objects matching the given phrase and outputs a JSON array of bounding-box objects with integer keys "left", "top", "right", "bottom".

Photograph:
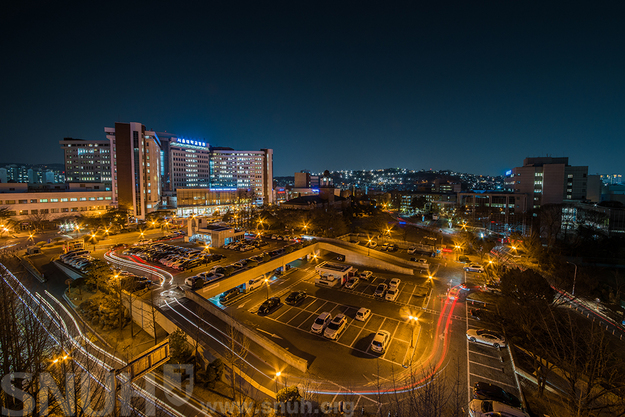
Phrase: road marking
[
  {"left": 469, "top": 350, "right": 501, "bottom": 360},
  {"left": 468, "top": 373, "right": 517, "bottom": 389},
  {"left": 469, "top": 360, "right": 505, "bottom": 372},
  {"left": 256, "top": 328, "right": 283, "bottom": 339}
]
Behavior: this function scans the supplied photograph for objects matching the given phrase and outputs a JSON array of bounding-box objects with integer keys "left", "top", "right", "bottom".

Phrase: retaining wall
[{"left": 185, "top": 289, "right": 309, "bottom": 373}]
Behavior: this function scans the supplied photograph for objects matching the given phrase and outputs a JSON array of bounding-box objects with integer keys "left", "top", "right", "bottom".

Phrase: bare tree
[{"left": 223, "top": 322, "right": 250, "bottom": 407}]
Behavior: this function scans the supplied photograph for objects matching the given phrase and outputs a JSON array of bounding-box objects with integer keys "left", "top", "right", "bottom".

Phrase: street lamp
[
  {"left": 264, "top": 278, "right": 270, "bottom": 300},
  {"left": 275, "top": 371, "right": 282, "bottom": 393},
  {"left": 567, "top": 261, "right": 578, "bottom": 296}
]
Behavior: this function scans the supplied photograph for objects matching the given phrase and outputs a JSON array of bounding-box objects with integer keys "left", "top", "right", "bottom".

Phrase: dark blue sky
[{"left": 2, "top": 1, "right": 624, "bottom": 176}]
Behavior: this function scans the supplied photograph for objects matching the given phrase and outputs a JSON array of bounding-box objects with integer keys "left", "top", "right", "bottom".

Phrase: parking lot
[
  {"left": 465, "top": 298, "right": 520, "bottom": 402},
  {"left": 248, "top": 290, "right": 419, "bottom": 367},
  {"left": 339, "top": 275, "right": 432, "bottom": 309}
]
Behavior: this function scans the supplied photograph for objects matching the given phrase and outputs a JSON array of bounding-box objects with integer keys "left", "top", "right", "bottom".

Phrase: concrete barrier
[
  {"left": 316, "top": 240, "right": 416, "bottom": 275},
  {"left": 185, "top": 289, "right": 309, "bottom": 373},
  {"left": 20, "top": 255, "right": 46, "bottom": 282}
]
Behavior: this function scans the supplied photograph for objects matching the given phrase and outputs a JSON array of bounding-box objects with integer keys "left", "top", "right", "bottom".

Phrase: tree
[
  {"left": 83, "top": 261, "right": 111, "bottom": 292},
  {"left": 539, "top": 204, "right": 563, "bottom": 246},
  {"left": 276, "top": 386, "right": 302, "bottom": 416},
  {"left": 168, "top": 328, "right": 192, "bottom": 364},
  {"left": 410, "top": 196, "right": 428, "bottom": 213},
  {"left": 223, "top": 322, "right": 250, "bottom": 406},
  {"left": 500, "top": 268, "right": 556, "bottom": 305}
]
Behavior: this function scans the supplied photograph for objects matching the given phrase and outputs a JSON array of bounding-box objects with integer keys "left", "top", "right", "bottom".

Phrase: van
[{"left": 243, "top": 276, "right": 265, "bottom": 293}]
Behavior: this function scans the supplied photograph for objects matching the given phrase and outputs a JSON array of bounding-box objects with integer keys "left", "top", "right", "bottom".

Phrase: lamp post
[
  {"left": 264, "top": 278, "right": 270, "bottom": 300},
  {"left": 275, "top": 371, "right": 281, "bottom": 393},
  {"left": 567, "top": 261, "right": 578, "bottom": 296}
]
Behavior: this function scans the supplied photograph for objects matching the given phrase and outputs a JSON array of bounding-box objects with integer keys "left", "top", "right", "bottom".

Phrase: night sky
[{"left": 2, "top": 1, "right": 624, "bottom": 176}]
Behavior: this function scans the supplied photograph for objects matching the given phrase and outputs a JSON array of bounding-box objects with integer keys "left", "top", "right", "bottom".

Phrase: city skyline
[{"left": 2, "top": 1, "right": 624, "bottom": 176}]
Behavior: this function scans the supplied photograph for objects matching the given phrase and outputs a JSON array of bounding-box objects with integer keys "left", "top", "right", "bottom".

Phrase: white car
[
  {"left": 355, "top": 308, "right": 371, "bottom": 322},
  {"left": 407, "top": 246, "right": 417, "bottom": 254},
  {"left": 359, "top": 270, "right": 373, "bottom": 280},
  {"left": 389, "top": 278, "right": 401, "bottom": 290},
  {"left": 468, "top": 399, "right": 529, "bottom": 417},
  {"left": 466, "top": 329, "right": 507, "bottom": 348},
  {"left": 370, "top": 330, "right": 391, "bottom": 353},
  {"left": 385, "top": 288, "right": 398, "bottom": 301},
  {"left": 416, "top": 259, "right": 429, "bottom": 268},
  {"left": 465, "top": 264, "right": 485, "bottom": 273},
  {"left": 345, "top": 277, "right": 359, "bottom": 289},
  {"left": 323, "top": 314, "right": 347, "bottom": 340},
  {"left": 311, "top": 312, "right": 332, "bottom": 334}
]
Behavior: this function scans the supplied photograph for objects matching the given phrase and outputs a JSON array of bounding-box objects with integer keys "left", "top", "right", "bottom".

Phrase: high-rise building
[
  {"left": 209, "top": 148, "right": 274, "bottom": 205},
  {"left": 59, "top": 138, "right": 112, "bottom": 189},
  {"left": 157, "top": 133, "right": 211, "bottom": 191},
  {"left": 505, "top": 157, "right": 588, "bottom": 211},
  {"left": 105, "top": 122, "right": 161, "bottom": 220}
]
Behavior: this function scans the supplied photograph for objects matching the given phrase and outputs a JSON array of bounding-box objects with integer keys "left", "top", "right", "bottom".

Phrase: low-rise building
[{"left": 0, "top": 183, "right": 113, "bottom": 226}]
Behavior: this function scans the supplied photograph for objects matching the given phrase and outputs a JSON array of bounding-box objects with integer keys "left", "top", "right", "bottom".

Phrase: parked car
[
  {"left": 370, "top": 330, "right": 391, "bottom": 353},
  {"left": 367, "top": 241, "right": 377, "bottom": 248},
  {"left": 469, "top": 308, "right": 483, "bottom": 320},
  {"left": 345, "top": 276, "right": 359, "bottom": 289},
  {"left": 311, "top": 312, "right": 332, "bottom": 334},
  {"left": 374, "top": 283, "right": 388, "bottom": 298},
  {"left": 473, "top": 382, "right": 523, "bottom": 410},
  {"left": 219, "top": 288, "right": 240, "bottom": 304},
  {"left": 468, "top": 399, "right": 528, "bottom": 417},
  {"left": 466, "top": 329, "right": 506, "bottom": 348},
  {"left": 389, "top": 278, "right": 401, "bottom": 290},
  {"left": 258, "top": 297, "right": 282, "bottom": 315},
  {"left": 323, "top": 314, "right": 347, "bottom": 340},
  {"left": 285, "top": 291, "right": 307, "bottom": 305},
  {"left": 359, "top": 270, "right": 373, "bottom": 280},
  {"left": 407, "top": 246, "right": 417, "bottom": 254},
  {"left": 465, "top": 264, "right": 485, "bottom": 273},
  {"left": 355, "top": 308, "right": 371, "bottom": 322},
  {"left": 385, "top": 288, "right": 399, "bottom": 301},
  {"left": 379, "top": 243, "right": 390, "bottom": 251}
]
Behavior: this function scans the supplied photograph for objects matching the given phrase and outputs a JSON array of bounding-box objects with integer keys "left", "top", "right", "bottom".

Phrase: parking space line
[
  {"left": 382, "top": 321, "right": 401, "bottom": 360},
  {"left": 469, "top": 360, "right": 505, "bottom": 372},
  {"left": 273, "top": 305, "right": 295, "bottom": 321},
  {"left": 286, "top": 309, "right": 311, "bottom": 325},
  {"left": 350, "top": 315, "right": 372, "bottom": 347},
  {"left": 468, "top": 373, "right": 517, "bottom": 389},
  {"left": 261, "top": 312, "right": 402, "bottom": 366},
  {"left": 469, "top": 350, "right": 501, "bottom": 360},
  {"left": 313, "top": 300, "right": 331, "bottom": 313}
]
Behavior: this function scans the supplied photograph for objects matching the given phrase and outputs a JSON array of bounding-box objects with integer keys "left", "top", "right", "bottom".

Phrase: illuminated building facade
[
  {"left": 158, "top": 133, "right": 211, "bottom": 191},
  {"left": 59, "top": 138, "right": 112, "bottom": 189},
  {"left": 210, "top": 148, "right": 274, "bottom": 205},
  {"left": 505, "top": 157, "right": 588, "bottom": 211}
]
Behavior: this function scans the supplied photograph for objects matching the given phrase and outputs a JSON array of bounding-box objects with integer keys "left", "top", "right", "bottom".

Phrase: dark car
[
  {"left": 285, "top": 291, "right": 307, "bottom": 305},
  {"left": 374, "top": 283, "right": 388, "bottom": 297},
  {"left": 219, "top": 288, "right": 240, "bottom": 304},
  {"left": 258, "top": 297, "right": 282, "bottom": 315},
  {"left": 469, "top": 308, "right": 482, "bottom": 320},
  {"left": 473, "top": 382, "right": 523, "bottom": 410}
]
